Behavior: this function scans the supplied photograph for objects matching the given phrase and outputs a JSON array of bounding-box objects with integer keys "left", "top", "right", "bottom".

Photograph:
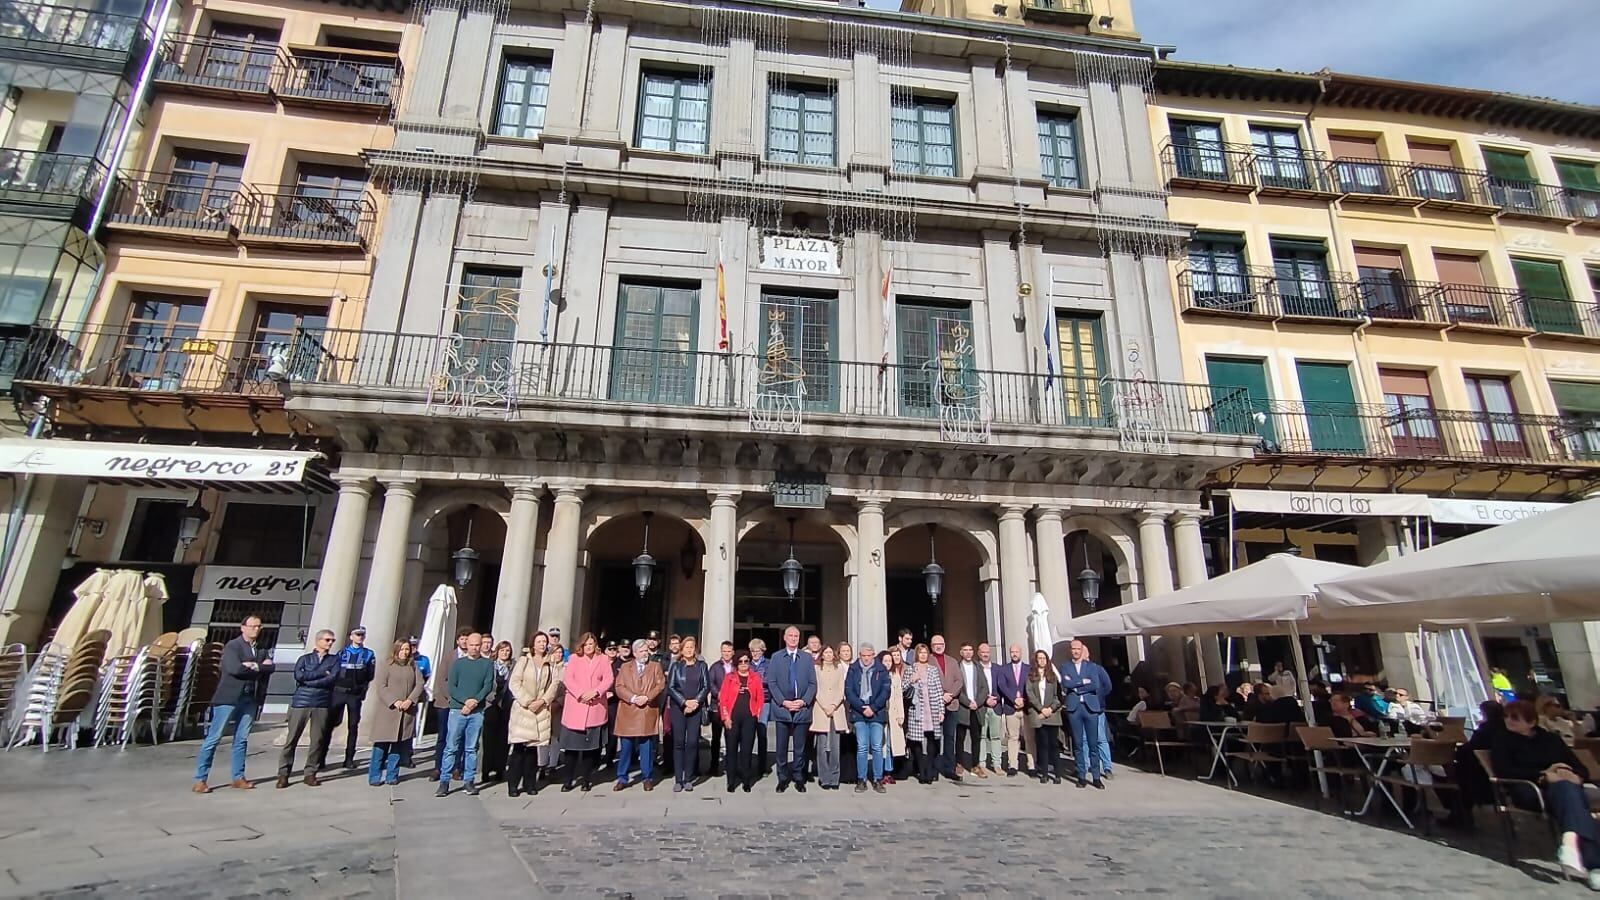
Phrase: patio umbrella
[
  {"left": 50, "top": 569, "right": 115, "bottom": 652},
  {"left": 1028, "top": 592, "right": 1055, "bottom": 654},
  {"left": 1059, "top": 603, "right": 1138, "bottom": 638},
  {"left": 1316, "top": 496, "right": 1600, "bottom": 625},
  {"left": 417, "top": 583, "right": 458, "bottom": 701},
  {"left": 101, "top": 572, "right": 167, "bottom": 652},
  {"left": 1121, "top": 554, "right": 1361, "bottom": 636}
]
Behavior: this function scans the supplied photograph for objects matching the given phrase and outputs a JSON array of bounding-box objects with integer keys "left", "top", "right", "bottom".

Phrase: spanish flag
[{"left": 716, "top": 241, "right": 729, "bottom": 351}]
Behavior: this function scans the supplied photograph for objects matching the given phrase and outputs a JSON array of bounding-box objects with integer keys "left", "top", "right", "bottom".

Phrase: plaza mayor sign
[{"left": 759, "top": 234, "right": 842, "bottom": 275}]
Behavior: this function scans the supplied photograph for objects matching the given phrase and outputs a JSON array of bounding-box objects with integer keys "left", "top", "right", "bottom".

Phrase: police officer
[{"left": 325, "top": 626, "right": 375, "bottom": 769}]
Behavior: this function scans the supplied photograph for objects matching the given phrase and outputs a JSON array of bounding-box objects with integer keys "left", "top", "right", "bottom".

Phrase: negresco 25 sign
[{"left": 759, "top": 235, "right": 842, "bottom": 275}]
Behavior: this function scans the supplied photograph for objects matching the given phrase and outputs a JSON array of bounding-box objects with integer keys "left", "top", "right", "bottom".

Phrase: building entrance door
[
  {"left": 591, "top": 563, "right": 668, "bottom": 646},
  {"left": 886, "top": 572, "right": 943, "bottom": 645},
  {"left": 733, "top": 564, "right": 820, "bottom": 652}
]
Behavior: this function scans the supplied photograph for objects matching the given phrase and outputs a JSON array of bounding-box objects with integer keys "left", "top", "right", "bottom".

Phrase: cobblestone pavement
[{"left": 0, "top": 727, "right": 1589, "bottom": 898}]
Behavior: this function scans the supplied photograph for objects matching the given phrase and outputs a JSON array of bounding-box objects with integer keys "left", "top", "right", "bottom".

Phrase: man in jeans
[
  {"left": 436, "top": 632, "right": 494, "bottom": 797},
  {"left": 277, "top": 629, "right": 339, "bottom": 788},
  {"left": 193, "top": 616, "right": 274, "bottom": 793},
  {"left": 844, "top": 643, "right": 889, "bottom": 793}
]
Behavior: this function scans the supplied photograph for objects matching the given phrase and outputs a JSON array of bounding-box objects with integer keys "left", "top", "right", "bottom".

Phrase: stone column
[
  {"left": 999, "top": 505, "right": 1033, "bottom": 652},
  {"left": 701, "top": 491, "right": 740, "bottom": 650},
  {"left": 539, "top": 486, "right": 585, "bottom": 637},
  {"left": 491, "top": 481, "right": 543, "bottom": 645},
  {"left": 1033, "top": 507, "right": 1069, "bottom": 619},
  {"left": 1137, "top": 510, "right": 1181, "bottom": 677},
  {"left": 306, "top": 475, "right": 374, "bottom": 639},
  {"left": 854, "top": 499, "right": 887, "bottom": 650},
  {"left": 358, "top": 479, "right": 418, "bottom": 728},
  {"left": 1172, "top": 510, "right": 1223, "bottom": 686}
]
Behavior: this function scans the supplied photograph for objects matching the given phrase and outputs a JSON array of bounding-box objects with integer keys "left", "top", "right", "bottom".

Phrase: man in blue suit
[
  {"left": 1058, "top": 639, "right": 1113, "bottom": 789},
  {"left": 764, "top": 625, "right": 817, "bottom": 792}
]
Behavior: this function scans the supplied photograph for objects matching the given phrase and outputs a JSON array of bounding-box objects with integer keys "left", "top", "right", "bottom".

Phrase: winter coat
[
  {"left": 507, "top": 654, "right": 561, "bottom": 746},
  {"left": 290, "top": 651, "right": 339, "bottom": 709},
  {"left": 887, "top": 670, "right": 907, "bottom": 757},
  {"left": 559, "top": 652, "right": 614, "bottom": 732},
  {"left": 810, "top": 664, "right": 848, "bottom": 734},
  {"left": 613, "top": 660, "right": 665, "bottom": 738},
  {"left": 368, "top": 660, "right": 424, "bottom": 743}
]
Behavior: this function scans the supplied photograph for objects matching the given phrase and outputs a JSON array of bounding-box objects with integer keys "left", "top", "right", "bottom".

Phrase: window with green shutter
[
  {"left": 1205, "top": 356, "right": 1274, "bottom": 441},
  {"left": 896, "top": 299, "right": 973, "bottom": 417},
  {"left": 1037, "top": 110, "right": 1081, "bottom": 189},
  {"left": 1482, "top": 149, "right": 1534, "bottom": 182},
  {"left": 1557, "top": 159, "right": 1600, "bottom": 220},
  {"left": 1294, "top": 360, "right": 1365, "bottom": 453},
  {"left": 1551, "top": 380, "right": 1600, "bottom": 460},
  {"left": 610, "top": 282, "right": 699, "bottom": 404},
  {"left": 1511, "top": 258, "right": 1580, "bottom": 335},
  {"left": 756, "top": 291, "right": 836, "bottom": 410}
]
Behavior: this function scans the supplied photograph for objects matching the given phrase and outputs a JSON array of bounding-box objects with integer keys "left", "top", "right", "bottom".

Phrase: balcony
[
  {"left": 1176, "top": 265, "right": 1366, "bottom": 321},
  {"left": 1565, "top": 187, "right": 1600, "bottom": 227},
  {"left": 1160, "top": 140, "right": 1257, "bottom": 193},
  {"left": 1427, "top": 282, "right": 1528, "bottom": 329},
  {"left": 155, "top": 35, "right": 283, "bottom": 98},
  {"left": 0, "top": 0, "right": 147, "bottom": 69},
  {"left": 1252, "top": 150, "right": 1339, "bottom": 199},
  {"left": 277, "top": 48, "right": 401, "bottom": 112},
  {"left": 1518, "top": 296, "right": 1600, "bottom": 340},
  {"left": 238, "top": 187, "right": 374, "bottom": 250},
  {"left": 281, "top": 329, "right": 1250, "bottom": 450},
  {"left": 0, "top": 148, "right": 106, "bottom": 216},
  {"left": 1249, "top": 400, "right": 1597, "bottom": 467},
  {"left": 1488, "top": 179, "right": 1574, "bottom": 222},
  {"left": 1020, "top": 0, "right": 1095, "bottom": 25},
  {"left": 104, "top": 171, "right": 240, "bottom": 241}
]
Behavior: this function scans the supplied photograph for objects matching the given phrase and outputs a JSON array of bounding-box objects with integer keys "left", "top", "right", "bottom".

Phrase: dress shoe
[
  {"left": 742, "top": 783, "right": 752, "bottom": 793},
  {"left": 972, "top": 767, "right": 988, "bottom": 778},
  {"left": 343, "top": 761, "right": 358, "bottom": 771},
  {"left": 580, "top": 782, "right": 592, "bottom": 792},
  {"left": 275, "top": 775, "right": 290, "bottom": 789},
  {"left": 561, "top": 783, "right": 576, "bottom": 792},
  {"left": 1005, "top": 768, "right": 1018, "bottom": 777},
  {"left": 304, "top": 773, "right": 321, "bottom": 787},
  {"left": 872, "top": 781, "right": 886, "bottom": 794},
  {"left": 776, "top": 780, "right": 789, "bottom": 793},
  {"left": 642, "top": 780, "right": 654, "bottom": 792},
  {"left": 727, "top": 783, "right": 737, "bottom": 793},
  {"left": 613, "top": 781, "right": 627, "bottom": 792},
  {"left": 1076, "top": 778, "right": 1088, "bottom": 789},
  {"left": 192, "top": 781, "right": 210, "bottom": 794},
  {"left": 231, "top": 778, "right": 254, "bottom": 790},
  {"left": 794, "top": 782, "right": 807, "bottom": 793},
  {"left": 508, "top": 788, "right": 522, "bottom": 798},
  {"left": 1092, "top": 779, "right": 1105, "bottom": 790}
]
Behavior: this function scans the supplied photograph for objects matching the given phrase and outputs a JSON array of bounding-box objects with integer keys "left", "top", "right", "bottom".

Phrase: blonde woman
[
  {"left": 665, "top": 636, "right": 711, "bottom": 792},
  {"left": 507, "top": 632, "right": 561, "bottom": 796},
  {"left": 811, "top": 644, "right": 847, "bottom": 789}
]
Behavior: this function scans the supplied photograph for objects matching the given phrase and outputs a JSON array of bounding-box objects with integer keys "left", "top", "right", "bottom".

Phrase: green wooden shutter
[
  {"left": 1556, "top": 160, "right": 1600, "bottom": 191},
  {"left": 1482, "top": 149, "right": 1534, "bottom": 181},
  {"left": 897, "top": 300, "right": 973, "bottom": 417},
  {"left": 1205, "top": 356, "right": 1274, "bottom": 441},
  {"left": 1294, "top": 361, "right": 1365, "bottom": 453},
  {"left": 611, "top": 282, "right": 698, "bottom": 404},
  {"left": 1551, "top": 381, "right": 1600, "bottom": 416},
  {"left": 1512, "top": 258, "right": 1579, "bottom": 334}
]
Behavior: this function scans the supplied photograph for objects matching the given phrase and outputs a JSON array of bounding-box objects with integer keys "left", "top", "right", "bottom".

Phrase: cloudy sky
[{"left": 866, "top": 0, "right": 1598, "bottom": 105}]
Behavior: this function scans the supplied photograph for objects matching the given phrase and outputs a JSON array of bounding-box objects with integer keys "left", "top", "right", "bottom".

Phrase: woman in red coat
[{"left": 718, "top": 651, "right": 765, "bottom": 793}]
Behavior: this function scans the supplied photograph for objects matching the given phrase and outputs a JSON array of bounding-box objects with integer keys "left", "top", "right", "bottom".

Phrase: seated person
[
  {"left": 1492, "top": 700, "right": 1600, "bottom": 888},
  {"left": 1199, "top": 684, "right": 1240, "bottom": 723},
  {"left": 1329, "top": 693, "right": 1375, "bottom": 739},
  {"left": 1242, "top": 682, "right": 1273, "bottom": 721},
  {"left": 1164, "top": 681, "right": 1199, "bottom": 729},
  {"left": 1353, "top": 682, "right": 1390, "bottom": 721},
  {"left": 1256, "top": 683, "right": 1306, "bottom": 725},
  {"left": 1452, "top": 700, "right": 1506, "bottom": 818},
  {"left": 1308, "top": 680, "right": 1334, "bottom": 726},
  {"left": 1385, "top": 687, "right": 1433, "bottom": 733},
  {"left": 1536, "top": 695, "right": 1591, "bottom": 746}
]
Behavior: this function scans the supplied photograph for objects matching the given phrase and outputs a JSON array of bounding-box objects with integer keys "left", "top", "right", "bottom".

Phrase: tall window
[
  {"left": 1249, "top": 124, "right": 1309, "bottom": 189},
  {"left": 1378, "top": 368, "right": 1441, "bottom": 456},
  {"left": 1186, "top": 234, "right": 1250, "bottom": 311},
  {"left": 452, "top": 267, "right": 520, "bottom": 387},
  {"left": 1036, "top": 110, "right": 1081, "bottom": 189},
  {"left": 1465, "top": 374, "right": 1527, "bottom": 458},
  {"left": 767, "top": 82, "right": 835, "bottom": 167},
  {"left": 756, "top": 292, "right": 835, "bottom": 409},
  {"left": 245, "top": 301, "right": 328, "bottom": 389},
  {"left": 1483, "top": 148, "right": 1541, "bottom": 213},
  {"left": 636, "top": 70, "right": 710, "bottom": 154},
  {"left": 214, "top": 502, "right": 310, "bottom": 566},
  {"left": 198, "top": 20, "right": 281, "bottom": 90},
  {"left": 1512, "top": 257, "right": 1579, "bottom": 335},
  {"left": 1353, "top": 246, "right": 1413, "bottom": 319},
  {"left": 1055, "top": 312, "right": 1103, "bottom": 423},
  {"left": 891, "top": 96, "right": 957, "bottom": 177},
  {"left": 895, "top": 299, "right": 973, "bottom": 416},
  {"left": 118, "top": 293, "right": 206, "bottom": 390},
  {"left": 167, "top": 149, "right": 244, "bottom": 219},
  {"left": 494, "top": 57, "right": 551, "bottom": 139},
  {"left": 611, "top": 282, "right": 698, "bottom": 405},
  {"left": 1551, "top": 380, "right": 1600, "bottom": 461},
  {"left": 1557, "top": 158, "right": 1600, "bottom": 219},
  {"left": 1271, "top": 239, "right": 1336, "bottom": 318},
  {"left": 1168, "top": 118, "right": 1226, "bottom": 181}
]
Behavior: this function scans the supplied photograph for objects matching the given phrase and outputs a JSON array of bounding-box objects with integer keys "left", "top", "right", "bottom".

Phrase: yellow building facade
[{"left": 1151, "top": 64, "right": 1600, "bottom": 701}]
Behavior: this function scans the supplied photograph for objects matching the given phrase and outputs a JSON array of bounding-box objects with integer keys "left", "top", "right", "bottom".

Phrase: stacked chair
[
  {"left": 0, "top": 643, "right": 27, "bottom": 729},
  {"left": 91, "top": 638, "right": 174, "bottom": 748},
  {"left": 167, "top": 631, "right": 222, "bottom": 741},
  {"left": 6, "top": 630, "right": 110, "bottom": 751}
]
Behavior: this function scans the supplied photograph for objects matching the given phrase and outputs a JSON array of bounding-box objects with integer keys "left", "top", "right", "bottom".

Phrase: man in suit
[
  {"left": 896, "top": 628, "right": 916, "bottom": 665},
  {"left": 954, "top": 642, "right": 991, "bottom": 776},
  {"left": 1059, "top": 639, "right": 1113, "bottom": 789},
  {"left": 706, "top": 640, "right": 736, "bottom": 776},
  {"left": 929, "top": 634, "right": 963, "bottom": 781},
  {"left": 991, "top": 642, "right": 1031, "bottom": 776},
  {"left": 973, "top": 642, "right": 1003, "bottom": 775},
  {"left": 764, "top": 625, "right": 817, "bottom": 792}
]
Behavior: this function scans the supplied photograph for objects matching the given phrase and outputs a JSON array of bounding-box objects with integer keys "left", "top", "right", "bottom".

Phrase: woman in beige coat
[
  {"left": 879, "top": 650, "right": 907, "bottom": 783},
  {"left": 810, "top": 645, "right": 848, "bottom": 789},
  {"left": 507, "top": 632, "right": 562, "bottom": 797},
  {"left": 368, "top": 640, "right": 424, "bottom": 786}
]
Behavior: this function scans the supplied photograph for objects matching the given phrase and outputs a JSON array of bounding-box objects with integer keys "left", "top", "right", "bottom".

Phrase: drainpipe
[{"left": 1, "top": 0, "right": 176, "bottom": 617}]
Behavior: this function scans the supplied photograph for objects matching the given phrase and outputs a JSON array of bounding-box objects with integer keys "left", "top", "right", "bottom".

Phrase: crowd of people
[{"left": 189, "top": 617, "right": 1125, "bottom": 796}]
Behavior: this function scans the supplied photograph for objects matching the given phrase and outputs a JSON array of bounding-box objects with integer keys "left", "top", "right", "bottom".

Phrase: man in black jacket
[
  {"left": 277, "top": 630, "right": 339, "bottom": 788},
  {"left": 193, "top": 616, "right": 274, "bottom": 793}
]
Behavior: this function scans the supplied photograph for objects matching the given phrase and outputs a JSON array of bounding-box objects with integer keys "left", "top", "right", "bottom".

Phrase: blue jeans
[
  {"left": 616, "top": 735, "right": 656, "bottom": 785},
  {"left": 195, "top": 703, "right": 255, "bottom": 783},
  {"left": 1097, "top": 714, "right": 1113, "bottom": 776},
  {"left": 1066, "top": 707, "right": 1102, "bottom": 781},
  {"left": 439, "top": 709, "right": 483, "bottom": 787},
  {"left": 854, "top": 719, "right": 885, "bottom": 782},
  {"left": 368, "top": 741, "right": 403, "bottom": 784}
]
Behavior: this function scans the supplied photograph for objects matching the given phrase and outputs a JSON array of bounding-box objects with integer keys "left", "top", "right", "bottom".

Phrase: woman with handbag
[{"left": 906, "top": 643, "right": 944, "bottom": 785}]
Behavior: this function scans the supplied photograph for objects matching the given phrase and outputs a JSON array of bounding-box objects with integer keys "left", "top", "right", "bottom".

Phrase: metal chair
[
  {"left": 1297, "top": 725, "right": 1369, "bottom": 812},
  {"left": 1475, "top": 747, "right": 1558, "bottom": 864},
  {"left": 1137, "top": 710, "right": 1190, "bottom": 776},
  {"left": 1378, "top": 737, "right": 1462, "bottom": 832},
  {"left": 1226, "top": 721, "right": 1290, "bottom": 785}
]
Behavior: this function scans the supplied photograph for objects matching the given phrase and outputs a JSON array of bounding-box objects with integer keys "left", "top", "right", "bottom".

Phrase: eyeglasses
[{"left": 317, "top": 637, "right": 335, "bottom": 643}]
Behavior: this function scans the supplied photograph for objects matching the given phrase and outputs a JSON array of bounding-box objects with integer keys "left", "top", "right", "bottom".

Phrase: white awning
[
  {"left": 1228, "top": 488, "right": 1432, "bottom": 517},
  {"left": 0, "top": 439, "right": 325, "bottom": 490},
  {"left": 1428, "top": 498, "right": 1565, "bottom": 526}
]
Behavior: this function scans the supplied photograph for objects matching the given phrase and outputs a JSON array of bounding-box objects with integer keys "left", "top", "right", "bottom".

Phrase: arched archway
[
  {"left": 883, "top": 509, "right": 995, "bottom": 648},
  {"left": 394, "top": 486, "right": 513, "bottom": 638},
  {"left": 582, "top": 508, "right": 706, "bottom": 647},
  {"left": 734, "top": 509, "right": 854, "bottom": 651}
]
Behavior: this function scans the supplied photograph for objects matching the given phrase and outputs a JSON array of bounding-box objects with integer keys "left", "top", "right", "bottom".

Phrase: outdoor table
[
  {"left": 1189, "top": 720, "right": 1241, "bottom": 788},
  {"left": 1334, "top": 735, "right": 1414, "bottom": 827}
]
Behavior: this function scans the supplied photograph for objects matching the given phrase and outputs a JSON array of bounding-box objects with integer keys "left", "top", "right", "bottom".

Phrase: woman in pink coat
[{"left": 559, "top": 632, "right": 614, "bottom": 792}]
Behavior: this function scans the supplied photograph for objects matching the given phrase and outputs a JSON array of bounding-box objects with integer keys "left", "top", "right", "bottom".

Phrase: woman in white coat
[{"left": 506, "top": 631, "right": 562, "bottom": 796}]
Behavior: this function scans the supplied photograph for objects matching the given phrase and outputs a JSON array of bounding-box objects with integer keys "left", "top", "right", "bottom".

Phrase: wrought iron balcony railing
[
  {"left": 279, "top": 328, "right": 1251, "bottom": 448},
  {"left": 0, "top": 0, "right": 145, "bottom": 58},
  {"left": 277, "top": 50, "right": 401, "bottom": 109},
  {"left": 156, "top": 35, "right": 285, "bottom": 95},
  {"left": 1565, "top": 187, "right": 1600, "bottom": 225},
  {"left": 1425, "top": 282, "right": 1527, "bottom": 328},
  {"left": 1488, "top": 178, "right": 1571, "bottom": 220},
  {"left": 1159, "top": 140, "right": 1258, "bottom": 192},
  {"left": 1324, "top": 157, "right": 1497, "bottom": 208},
  {"left": 1253, "top": 150, "right": 1335, "bottom": 194},
  {"left": 0, "top": 148, "right": 106, "bottom": 210},
  {"left": 1177, "top": 265, "right": 1366, "bottom": 320},
  {"left": 105, "top": 170, "right": 242, "bottom": 235},
  {"left": 1517, "top": 296, "right": 1600, "bottom": 339},
  {"left": 1251, "top": 400, "right": 1596, "bottom": 466},
  {"left": 238, "top": 187, "right": 374, "bottom": 248},
  {"left": 11, "top": 325, "right": 322, "bottom": 398}
]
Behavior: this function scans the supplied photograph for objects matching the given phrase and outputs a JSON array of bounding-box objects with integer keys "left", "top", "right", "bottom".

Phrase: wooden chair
[
  {"left": 1226, "top": 721, "right": 1289, "bottom": 785},
  {"left": 1426, "top": 721, "right": 1467, "bottom": 744},
  {"left": 1297, "top": 726, "right": 1369, "bottom": 812},
  {"left": 1137, "top": 710, "right": 1189, "bottom": 777},
  {"left": 1378, "top": 737, "right": 1462, "bottom": 832},
  {"left": 1474, "top": 748, "right": 1557, "bottom": 864}
]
